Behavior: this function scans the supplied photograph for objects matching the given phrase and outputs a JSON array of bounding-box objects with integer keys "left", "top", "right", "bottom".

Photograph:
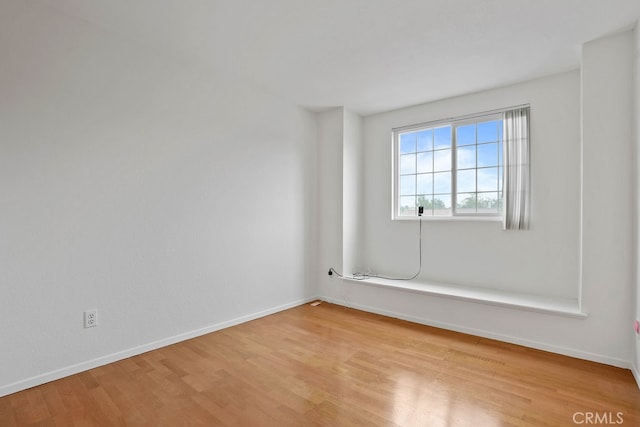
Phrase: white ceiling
[{"left": 40, "top": 0, "right": 640, "bottom": 116}]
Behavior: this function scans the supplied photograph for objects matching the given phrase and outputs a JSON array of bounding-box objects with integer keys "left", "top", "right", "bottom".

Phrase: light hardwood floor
[{"left": 1, "top": 302, "right": 639, "bottom": 426}]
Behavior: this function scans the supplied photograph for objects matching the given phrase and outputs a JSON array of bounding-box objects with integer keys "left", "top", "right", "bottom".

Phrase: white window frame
[{"left": 392, "top": 110, "right": 507, "bottom": 221}]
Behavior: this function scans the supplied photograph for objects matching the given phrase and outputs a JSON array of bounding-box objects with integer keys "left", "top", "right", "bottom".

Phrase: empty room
[{"left": 2, "top": 0, "right": 640, "bottom": 425}]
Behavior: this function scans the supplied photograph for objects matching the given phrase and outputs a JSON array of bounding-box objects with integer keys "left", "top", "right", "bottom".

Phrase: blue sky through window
[{"left": 396, "top": 117, "right": 503, "bottom": 217}]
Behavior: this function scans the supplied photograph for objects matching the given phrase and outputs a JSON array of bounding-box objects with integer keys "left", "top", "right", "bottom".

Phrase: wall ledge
[{"left": 342, "top": 277, "right": 586, "bottom": 319}]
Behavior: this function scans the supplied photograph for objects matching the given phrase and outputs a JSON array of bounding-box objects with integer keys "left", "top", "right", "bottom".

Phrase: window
[{"left": 393, "top": 112, "right": 506, "bottom": 219}]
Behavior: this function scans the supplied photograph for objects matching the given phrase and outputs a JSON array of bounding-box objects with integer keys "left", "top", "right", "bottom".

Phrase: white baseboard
[
  {"left": 632, "top": 365, "right": 640, "bottom": 389},
  {"left": 0, "top": 296, "right": 317, "bottom": 398},
  {"left": 322, "top": 296, "right": 631, "bottom": 370},
  {"left": 4, "top": 295, "right": 635, "bottom": 398}
]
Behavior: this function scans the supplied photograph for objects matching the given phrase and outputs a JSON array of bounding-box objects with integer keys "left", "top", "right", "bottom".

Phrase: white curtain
[{"left": 503, "top": 107, "right": 530, "bottom": 230}]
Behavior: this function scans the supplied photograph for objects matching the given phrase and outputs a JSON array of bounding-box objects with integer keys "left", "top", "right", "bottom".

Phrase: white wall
[
  {"left": 581, "top": 29, "right": 635, "bottom": 366},
  {"left": 634, "top": 22, "right": 640, "bottom": 380},
  {"left": 316, "top": 109, "right": 344, "bottom": 298},
  {"left": 362, "top": 71, "right": 581, "bottom": 299},
  {"left": 321, "top": 30, "right": 636, "bottom": 368},
  {"left": 342, "top": 110, "right": 364, "bottom": 276},
  {"left": 315, "top": 108, "right": 366, "bottom": 299},
  {"left": 0, "top": 0, "right": 317, "bottom": 396}
]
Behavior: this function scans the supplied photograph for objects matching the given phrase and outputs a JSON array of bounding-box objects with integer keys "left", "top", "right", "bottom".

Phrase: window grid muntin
[
  {"left": 453, "top": 116, "right": 502, "bottom": 215},
  {"left": 395, "top": 113, "right": 503, "bottom": 218}
]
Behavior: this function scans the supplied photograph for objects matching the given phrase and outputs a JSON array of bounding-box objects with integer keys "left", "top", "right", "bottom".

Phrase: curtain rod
[{"left": 392, "top": 103, "right": 530, "bottom": 132}]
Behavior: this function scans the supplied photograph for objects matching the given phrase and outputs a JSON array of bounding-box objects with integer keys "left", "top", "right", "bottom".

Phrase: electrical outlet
[{"left": 84, "top": 309, "right": 98, "bottom": 328}]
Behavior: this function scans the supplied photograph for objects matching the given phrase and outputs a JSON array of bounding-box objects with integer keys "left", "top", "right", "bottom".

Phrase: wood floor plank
[{"left": 2, "top": 302, "right": 639, "bottom": 426}]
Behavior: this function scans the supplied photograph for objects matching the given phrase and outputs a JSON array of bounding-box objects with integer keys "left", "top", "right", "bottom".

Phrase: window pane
[
  {"left": 478, "top": 120, "right": 499, "bottom": 143},
  {"left": 433, "top": 194, "right": 452, "bottom": 216},
  {"left": 416, "top": 173, "right": 433, "bottom": 194},
  {"left": 457, "top": 145, "right": 476, "bottom": 169},
  {"left": 434, "top": 126, "right": 451, "bottom": 149},
  {"left": 433, "top": 171, "right": 451, "bottom": 194},
  {"left": 433, "top": 149, "right": 451, "bottom": 172},
  {"left": 400, "top": 132, "right": 417, "bottom": 154},
  {"left": 457, "top": 169, "right": 476, "bottom": 193},
  {"left": 456, "top": 193, "right": 476, "bottom": 213},
  {"left": 417, "top": 195, "right": 433, "bottom": 214},
  {"left": 478, "top": 143, "right": 498, "bottom": 167},
  {"left": 400, "top": 154, "right": 416, "bottom": 174},
  {"left": 417, "top": 152, "right": 433, "bottom": 173},
  {"left": 478, "top": 192, "right": 500, "bottom": 213},
  {"left": 417, "top": 130, "right": 432, "bottom": 152},
  {"left": 456, "top": 124, "right": 476, "bottom": 146},
  {"left": 478, "top": 167, "right": 499, "bottom": 192},
  {"left": 395, "top": 114, "right": 510, "bottom": 219},
  {"left": 399, "top": 196, "right": 416, "bottom": 216},
  {"left": 400, "top": 175, "right": 416, "bottom": 195}
]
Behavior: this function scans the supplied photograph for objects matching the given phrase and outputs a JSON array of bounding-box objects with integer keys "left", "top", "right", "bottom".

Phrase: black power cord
[{"left": 329, "top": 214, "right": 423, "bottom": 281}]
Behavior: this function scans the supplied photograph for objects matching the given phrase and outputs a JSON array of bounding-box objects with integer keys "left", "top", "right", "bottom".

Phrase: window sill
[
  {"left": 393, "top": 215, "right": 502, "bottom": 222},
  {"left": 343, "top": 276, "right": 586, "bottom": 319}
]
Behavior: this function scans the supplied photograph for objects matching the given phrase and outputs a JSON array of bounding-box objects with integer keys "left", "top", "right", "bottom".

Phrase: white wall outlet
[{"left": 84, "top": 309, "right": 98, "bottom": 328}]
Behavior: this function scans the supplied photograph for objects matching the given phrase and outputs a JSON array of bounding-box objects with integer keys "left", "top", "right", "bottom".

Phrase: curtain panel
[{"left": 503, "top": 107, "right": 530, "bottom": 230}]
